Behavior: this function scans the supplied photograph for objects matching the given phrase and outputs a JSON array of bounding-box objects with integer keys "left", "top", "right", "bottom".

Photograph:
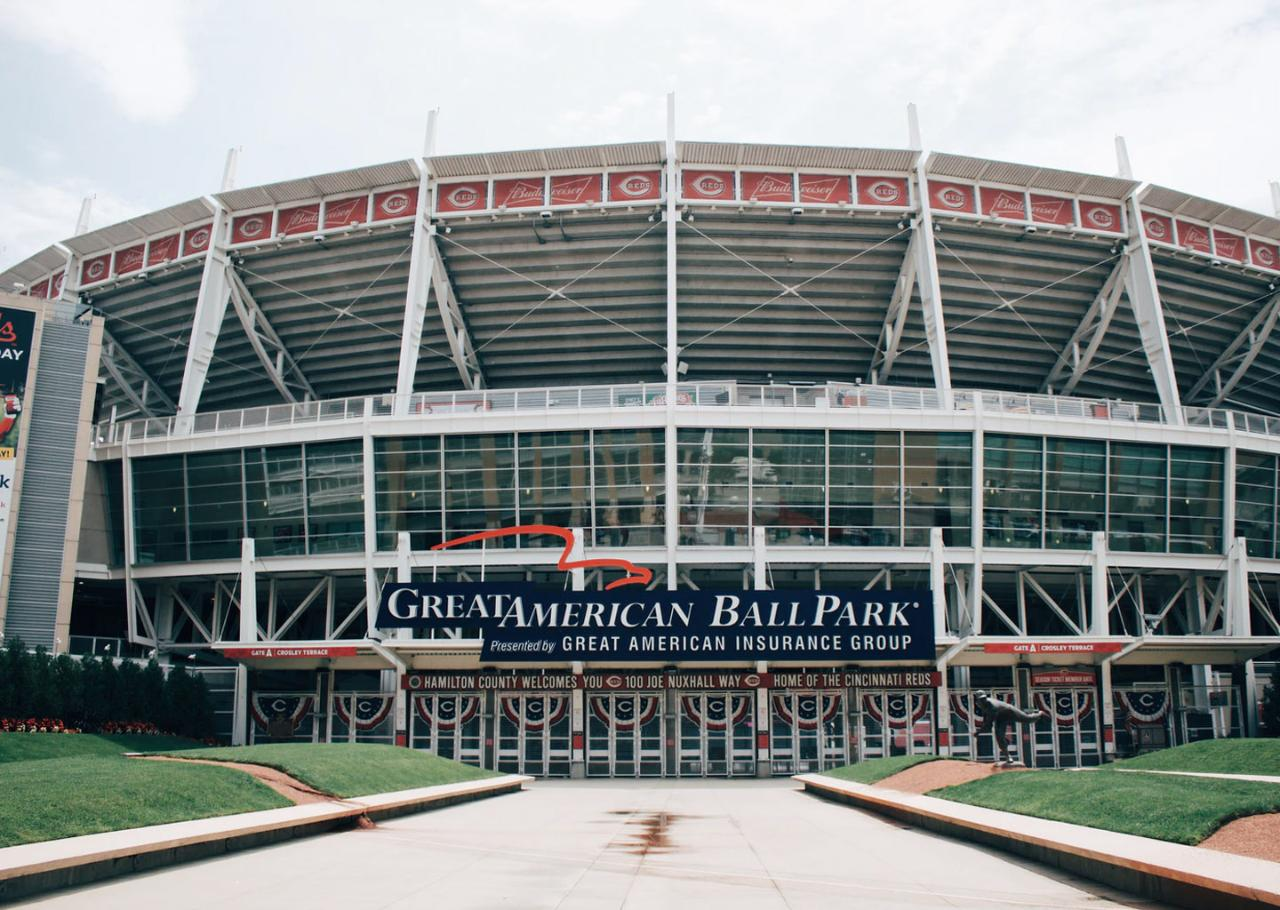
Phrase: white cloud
[
  {"left": 0, "top": 0, "right": 196, "bottom": 121},
  {"left": 0, "top": 168, "right": 141, "bottom": 273}
]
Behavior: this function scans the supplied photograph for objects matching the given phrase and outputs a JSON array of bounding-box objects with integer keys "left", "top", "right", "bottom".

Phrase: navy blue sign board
[{"left": 377, "top": 583, "right": 935, "bottom": 662}]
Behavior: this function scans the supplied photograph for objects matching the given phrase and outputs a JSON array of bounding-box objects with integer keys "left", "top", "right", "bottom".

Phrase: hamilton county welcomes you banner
[
  {"left": 376, "top": 583, "right": 935, "bottom": 662},
  {"left": 0, "top": 306, "right": 35, "bottom": 586}
]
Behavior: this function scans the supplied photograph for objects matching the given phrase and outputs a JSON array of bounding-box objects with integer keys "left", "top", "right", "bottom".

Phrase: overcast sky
[{"left": 1, "top": 0, "right": 1277, "bottom": 270}]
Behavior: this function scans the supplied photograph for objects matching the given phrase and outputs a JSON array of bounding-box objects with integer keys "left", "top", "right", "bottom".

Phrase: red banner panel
[
  {"left": 1031, "top": 670, "right": 1096, "bottom": 687},
  {"left": 856, "top": 175, "right": 909, "bottom": 207},
  {"left": 549, "top": 174, "right": 602, "bottom": 206},
  {"left": 1250, "top": 239, "right": 1280, "bottom": 270},
  {"left": 682, "top": 169, "right": 734, "bottom": 200},
  {"left": 928, "top": 181, "right": 976, "bottom": 214},
  {"left": 81, "top": 254, "right": 111, "bottom": 284},
  {"left": 740, "top": 171, "right": 794, "bottom": 202},
  {"left": 493, "top": 177, "right": 545, "bottom": 209},
  {"left": 1141, "top": 211, "right": 1173, "bottom": 243},
  {"left": 372, "top": 187, "right": 417, "bottom": 221},
  {"left": 183, "top": 224, "right": 212, "bottom": 256},
  {"left": 324, "top": 196, "right": 368, "bottom": 228},
  {"left": 232, "top": 212, "right": 272, "bottom": 244},
  {"left": 113, "top": 244, "right": 145, "bottom": 275},
  {"left": 51, "top": 272, "right": 64, "bottom": 297},
  {"left": 1079, "top": 202, "right": 1122, "bottom": 233},
  {"left": 223, "top": 646, "right": 359, "bottom": 659},
  {"left": 1212, "top": 229, "right": 1245, "bottom": 261},
  {"left": 28, "top": 279, "right": 49, "bottom": 299},
  {"left": 1029, "top": 193, "right": 1074, "bottom": 226},
  {"left": 147, "top": 233, "right": 180, "bottom": 266},
  {"left": 799, "top": 174, "right": 851, "bottom": 205},
  {"left": 278, "top": 203, "right": 320, "bottom": 236},
  {"left": 983, "top": 641, "right": 1124, "bottom": 654},
  {"left": 608, "top": 170, "right": 661, "bottom": 202},
  {"left": 436, "top": 182, "right": 486, "bottom": 213},
  {"left": 1176, "top": 219, "right": 1212, "bottom": 253},
  {"left": 980, "top": 186, "right": 1026, "bottom": 220}
]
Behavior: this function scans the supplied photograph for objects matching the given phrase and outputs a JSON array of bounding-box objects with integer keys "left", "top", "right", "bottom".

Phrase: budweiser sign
[
  {"left": 683, "top": 169, "right": 734, "bottom": 200},
  {"left": 1176, "top": 220, "right": 1211, "bottom": 253},
  {"left": 981, "top": 187, "right": 1026, "bottom": 220},
  {"left": 799, "top": 174, "right": 851, "bottom": 204},
  {"left": 324, "top": 196, "right": 367, "bottom": 228},
  {"left": 1251, "top": 240, "right": 1279, "bottom": 270},
  {"left": 609, "top": 170, "right": 661, "bottom": 201},
  {"left": 438, "top": 181, "right": 486, "bottom": 213},
  {"left": 373, "top": 188, "right": 417, "bottom": 220},
  {"left": 494, "top": 178, "right": 545, "bottom": 209},
  {"left": 147, "top": 234, "right": 180, "bottom": 266},
  {"left": 29, "top": 279, "right": 49, "bottom": 300},
  {"left": 741, "top": 172, "right": 794, "bottom": 202},
  {"left": 1212, "top": 230, "right": 1244, "bottom": 261},
  {"left": 550, "top": 174, "right": 601, "bottom": 205},
  {"left": 232, "top": 213, "right": 270, "bottom": 243},
  {"left": 857, "top": 176, "right": 908, "bottom": 207},
  {"left": 114, "top": 244, "right": 145, "bottom": 275},
  {"left": 278, "top": 204, "right": 319, "bottom": 235},
  {"left": 1029, "top": 193, "right": 1073, "bottom": 226},
  {"left": 184, "top": 224, "right": 212, "bottom": 256},
  {"left": 81, "top": 255, "right": 110, "bottom": 284},
  {"left": 1080, "top": 203, "right": 1121, "bottom": 232},
  {"left": 1142, "top": 212, "right": 1173, "bottom": 243}
]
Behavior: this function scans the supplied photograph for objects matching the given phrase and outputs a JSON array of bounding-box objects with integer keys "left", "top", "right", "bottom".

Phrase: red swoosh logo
[{"left": 430, "top": 524, "right": 653, "bottom": 591}]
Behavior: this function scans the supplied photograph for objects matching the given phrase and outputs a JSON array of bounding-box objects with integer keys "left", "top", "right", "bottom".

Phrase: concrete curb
[
  {"left": 795, "top": 773, "right": 1280, "bottom": 910},
  {"left": 0, "top": 774, "right": 529, "bottom": 904}
]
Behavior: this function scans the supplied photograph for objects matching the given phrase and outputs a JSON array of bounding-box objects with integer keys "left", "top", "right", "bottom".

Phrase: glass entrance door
[
  {"left": 496, "top": 693, "right": 571, "bottom": 777},
  {"left": 858, "top": 690, "right": 934, "bottom": 760},
  {"left": 770, "top": 690, "right": 847, "bottom": 775},
  {"left": 585, "top": 693, "right": 664, "bottom": 777},
  {"left": 1030, "top": 687, "right": 1101, "bottom": 767},
  {"left": 410, "top": 693, "right": 485, "bottom": 768},
  {"left": 677, "top": 692, "right": 755, "bottom": 777}
]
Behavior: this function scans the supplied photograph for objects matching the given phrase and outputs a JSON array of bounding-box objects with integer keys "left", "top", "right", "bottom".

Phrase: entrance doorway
[
  {"left": 857, "top": 690, "right": 934, "bottom": 760},
  {"left": 1030, "top": 687, "right": 1101, "bottom": 767},
  {"left": 585, "top": 693, "right": 665, "bottom": 777},
  {"left": 411, "top": 693, "right": 485, "bottom": 767},
  {"left": 677, "top": 692, "right": 755, "bottom": 777},
  {"left": 769, "top": 690, "right": 847, "bottom": 775},
  {"left": 496, "top": 693, "right": 572, "bottom": 777}
]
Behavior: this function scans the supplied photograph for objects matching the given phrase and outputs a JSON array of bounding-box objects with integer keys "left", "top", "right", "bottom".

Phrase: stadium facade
[{"left": 2, "top": 105, "right": 1279, "bottom": 777}]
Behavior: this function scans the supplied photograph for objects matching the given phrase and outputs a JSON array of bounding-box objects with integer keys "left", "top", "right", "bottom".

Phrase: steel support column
[
  {"left": 394, "top": 160, "right": 434, "bottom": 411},
  {"left": 1043, "top": 257, "right": 1128, "bottom": 395},
  {"left": 912, "top": 159, "right": 953, "bottom": 408},
  {"left": 176, "top": 204, "right": 232, "bottom": 424},
  {"left": 664, "top": 91, "right": 679, "bottom": 591},
  {"left": 1122, "top": 196, "right": 1184, "bottom": 424}
]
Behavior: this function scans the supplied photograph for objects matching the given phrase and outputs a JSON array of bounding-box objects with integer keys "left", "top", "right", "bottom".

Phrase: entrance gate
[
  {"left": 411, "top": 693, "right": 485, "bottom": 768},
  {"left": 586, "top": 693, "right": 664, "bottom": 777},
  {"left": 949, "top": 689, "right": 1022, "bottom": 763},
  {"left": 1030, "top": 687, "right": 1101, "bottom": 767},
  {"left": 677, "top": 692, "right": 755, "bottom": 777},
  {"left": 496, "top": 693, "right": 571, "bottom": 777},
  {"left": 769, "top": 690, "right": 847, "bottom": 775},
  {"left": 857, "top": 690, "right": 934, "bottom": 760}
]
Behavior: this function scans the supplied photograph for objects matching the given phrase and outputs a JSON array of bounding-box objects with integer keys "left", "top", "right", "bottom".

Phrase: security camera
[
  {"left": 539, "top": 210, "right": 553, "bottom": 220},
  {"left": 790, "top": 206, "right": 805, "bottom": 217},
  {"left": 313, "top": 233, "right": 325, "bottom": 242},
  {"left": 1024, "top": 225, "right": 1037, "bottom": 234}
]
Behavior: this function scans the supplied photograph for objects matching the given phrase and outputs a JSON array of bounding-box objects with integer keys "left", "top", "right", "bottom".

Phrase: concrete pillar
[
  {"left": 570, "top": 530, "right": 586, "bottom": 778},
  {"left": 1099, "top": 659, "right": 1115, "bottom": 760},
  {"left": 238, "top": 537, "right": 257, "bottom": 643},
  {"left": 1090, "top": 531, "right": 1110, "bottom": 636},
  {"left": 230, "top": 663, "right": 249, "bottom": 746},
  {"left": 391, "top": 532, "right": 411, "bottom": 745},
  {"left": 929, "top": 527, "right": 947, "bottom": 635},
  {"left": 752, "top": 529, "right": 771, "bottom": 777}
]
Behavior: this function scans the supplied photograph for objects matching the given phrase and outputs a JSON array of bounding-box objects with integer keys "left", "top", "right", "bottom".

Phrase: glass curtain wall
[{"left": 1236, "top": 451, "right": 1277, "bottom": 558}]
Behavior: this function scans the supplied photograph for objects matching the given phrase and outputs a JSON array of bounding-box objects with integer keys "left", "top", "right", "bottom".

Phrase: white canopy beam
[
  {"left": 1185, "top": 291, "right": 1280, "bottom": 407},
  {"left": 176, "top": 204, "right": 232, "bottom": 421},
  {"left": 100, "top": 328, "right": 177, "bottom": 418},
  {"left": 912, "top": 161, "right": 953, "bottom": 407},
  {"left": 226, "top": 266, "right": 315, "bottom": 403},
  {"left": 869, "top": 227, "right": 919, "bottom": 384},
  {"left": 1043, "top": 256, "right": 1128, "bottom": 395},
  {"left": 1122, "top": 195, "right": 1184, "bottom": 424}
]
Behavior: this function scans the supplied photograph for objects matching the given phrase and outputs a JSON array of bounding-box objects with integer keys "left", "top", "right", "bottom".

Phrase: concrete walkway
[{"left": 14, "top": 779, "right": 1167, "bottom": 909}]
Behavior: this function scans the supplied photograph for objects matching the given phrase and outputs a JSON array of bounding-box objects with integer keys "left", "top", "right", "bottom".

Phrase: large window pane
[
  {"left": 186, "top": 450, "right": 244, "bottom": 560},
  {"left": 132, "top": 454, "right": 186, "bottom": 563},
  {"left": 677, "top": 428, "right": 748, "bottom": 545},
  {"left": 594, "top": 428, "right": 663, "bottom": 547},
  {"left": 829, "top": 430, "right": 900, "bottom": 546},
  {"left": 751, "top": 429, "right": 825, "bottom": 545},
  {"left": 245, "top": 446, "right": 306, "bottom": 557},
  {"left": 1235, "top": 450, "right": 1276, "bottom": 559},
  {"left": 375, "top": 437, "right": 442, "bottom": 551},
  {"left": 984, "top": 434, "right": 1042, "bottom": 548},
  {"left": 1045, "top": 438, "right": 1105, "bottom": 549},
  {"left": 1109, "top": 442, "right": 1166, "bottom": 552},
  {"left": 444, "top": 434, "right": 515, "bottom": 544},
  {"left": 1169, "top": 446, "right": 1222, "bottom": 554},
  {"left": 903, "top": 432, "right": 971, "bottom": 546},
  {"left": 305, "top": 441, "right": 364, "bottom": 554},
  {"left": 519, "top": 430, "right": 590, "bottom": 533}
]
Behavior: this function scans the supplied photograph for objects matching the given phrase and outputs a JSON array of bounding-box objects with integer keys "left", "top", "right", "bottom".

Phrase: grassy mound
[
  {"left": 164, "top": 743, "right": 497, "bottom": 798},
  {"left": 1117, "top": 739, "right": 1280, "bottom": 777},
  {"left": 820, "top": 754, "right": 940, "bottom": 785},
  {"left": 0, "top": 733, "right": 202, "bottom": 763},
  {"left": 933, "top": 769, "right": 1280, "bottom": 845}
]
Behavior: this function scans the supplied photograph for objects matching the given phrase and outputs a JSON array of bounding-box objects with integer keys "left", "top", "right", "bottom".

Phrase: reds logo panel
[
  {"left": 856, "top": 176, "right": 908, "bottom": 207},
  {"left": 550, "top": 174, "right": 602, "bottom": 206},
  {"left": 608, "top": 170, "right": 661, "bottom": 202},
  {"left": 1212, "top": 229, "right": 1244, "bottom": 261},
  {"left": 980, "top": 187, "right": 1026, "bottom": 220},
  {"left": 1029, "top": 193, "right": 1073, "bottom": 226},
  {"left": 494, "top": 178, "right": 546, "bottom": 209},
  {"left": 1080, "top": 202, "right": 1122, "bottom": 233},
  {"left": 682, "top": 169, "right": 734, "bottom": 201},
  {"left": 114, "top": 244, "right": 145, "bottom": 275},
  {"left": 278, "top": 203, "right": 320, "bottom": 236},
  {"left": 437, "top": 181, "right": 487, "bottom": 213},
  {"left": 373, "top": 188, "right": 418, "bottom": 221},
  {"left": 147, "top": 234, "right": 180, "bottom": 266},
  {"left": 1142, "top": 212, "right": 1173, "bottom": 243},
  {"left": 232, "top": 212, "right": 271, "bottom": 244},
  {"left": 928, "top": 181, "right": 976, "bottom": 214},
  {"left": 799, "top": 174, "right": 851, "bottom": 205},
  {"left": 324, "top": 196, "right": 367, "bottom": 229},
  {"left": 1251, "top": 240, "right": 1279, "bottom": 270},
  {"left": 51, "top": 272, "right": 64, "bottom": 296},
  {"left": 183, "top": 224, "right": 212, "bottom": 256},
  {"left": 740, "top": 172, "right": 794, "bottom": 202},
  {"left": 1176, "top": 220, "right": 1211, "bottom": 253},
  {"left": 81, "top": 254, "right": 110, "bottom": 284}
]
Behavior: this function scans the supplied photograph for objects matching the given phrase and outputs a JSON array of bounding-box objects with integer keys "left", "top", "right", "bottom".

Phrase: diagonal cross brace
[
  {"left": 100, "top": 327, "right": 177, "bottom": 417},
  {"left": 1043, "top": 256, "right": 1128, "bottom": 395},
  {"left": 869, "top": 227, "right": 919, "bottom": 384},
  {"left": 430, "top": 233, "right": 483, "bottom": 390},
  {"left": 226, "top": 266, "right": 315, "bottom": 403},
  {"left": 1185, "top": 290, "right": 1280, "bottom": 407}
]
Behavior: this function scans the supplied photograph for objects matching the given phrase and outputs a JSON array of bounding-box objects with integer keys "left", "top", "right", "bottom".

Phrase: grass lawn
[
  {"left": 933, "top": 769, "right": 1280, "bottom": 845},
  {"left": 0, "top": 737, "right": 289, "bottom": 848},
  {"left": 0, "top": 733, "right": 203, "bottom": 763},
  {"left": 821, "top": 754, "right": 940, "bottom": 785},
  {"left": 164, "top": 743, "right": 498, "bottom": 798},
  {"left": 1117, "top": 739, "right": 1280, "bottom": 777}
]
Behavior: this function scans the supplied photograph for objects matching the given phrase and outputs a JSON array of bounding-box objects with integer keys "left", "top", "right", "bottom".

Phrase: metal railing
[{"left": 93, "top": 379, "right": 1250, "bottom": 446}]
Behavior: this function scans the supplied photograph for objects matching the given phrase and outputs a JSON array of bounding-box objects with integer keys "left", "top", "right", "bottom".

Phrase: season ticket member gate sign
[{"left": 377, "top": 583, "right": 934, "bottom": 662}]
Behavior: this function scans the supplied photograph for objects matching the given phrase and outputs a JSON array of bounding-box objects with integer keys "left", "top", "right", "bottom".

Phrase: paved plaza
[{"left": 19, "top": 779, "right": 1168, "bottom": 909}]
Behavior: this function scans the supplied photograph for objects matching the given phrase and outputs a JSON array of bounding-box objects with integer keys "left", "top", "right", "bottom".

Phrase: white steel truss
[
  {"left": 176, "top": 205, "right": 232, "bottom": 421},
  {"left": 226, "top": 266, "right": 316, "bottom": 403},
  {"left": 100, "top": 328, "right": 176, "bottom": 418},
  {"left": 1185, "top": 291, "right": 1280, "bottom": 408},
  {"left": 430, "top": 232, "right": 483, "bottom": 390},
  {"left": 1042, "top": 256, "right": 1129, "bottom": 395},
  {"left": 868, "top": 227, "right": 919, "bottom": 384},
  {"left": 911, "top": 166, "right": 954, "bottom": 407},
  {"left": 1122, "top": 195, "right": 1184, "bottom": 423}
]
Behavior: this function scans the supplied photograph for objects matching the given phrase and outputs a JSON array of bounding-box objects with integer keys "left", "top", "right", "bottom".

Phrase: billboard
[{"left": 0, "top": 306, "right": 36, "bottom": 589}]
